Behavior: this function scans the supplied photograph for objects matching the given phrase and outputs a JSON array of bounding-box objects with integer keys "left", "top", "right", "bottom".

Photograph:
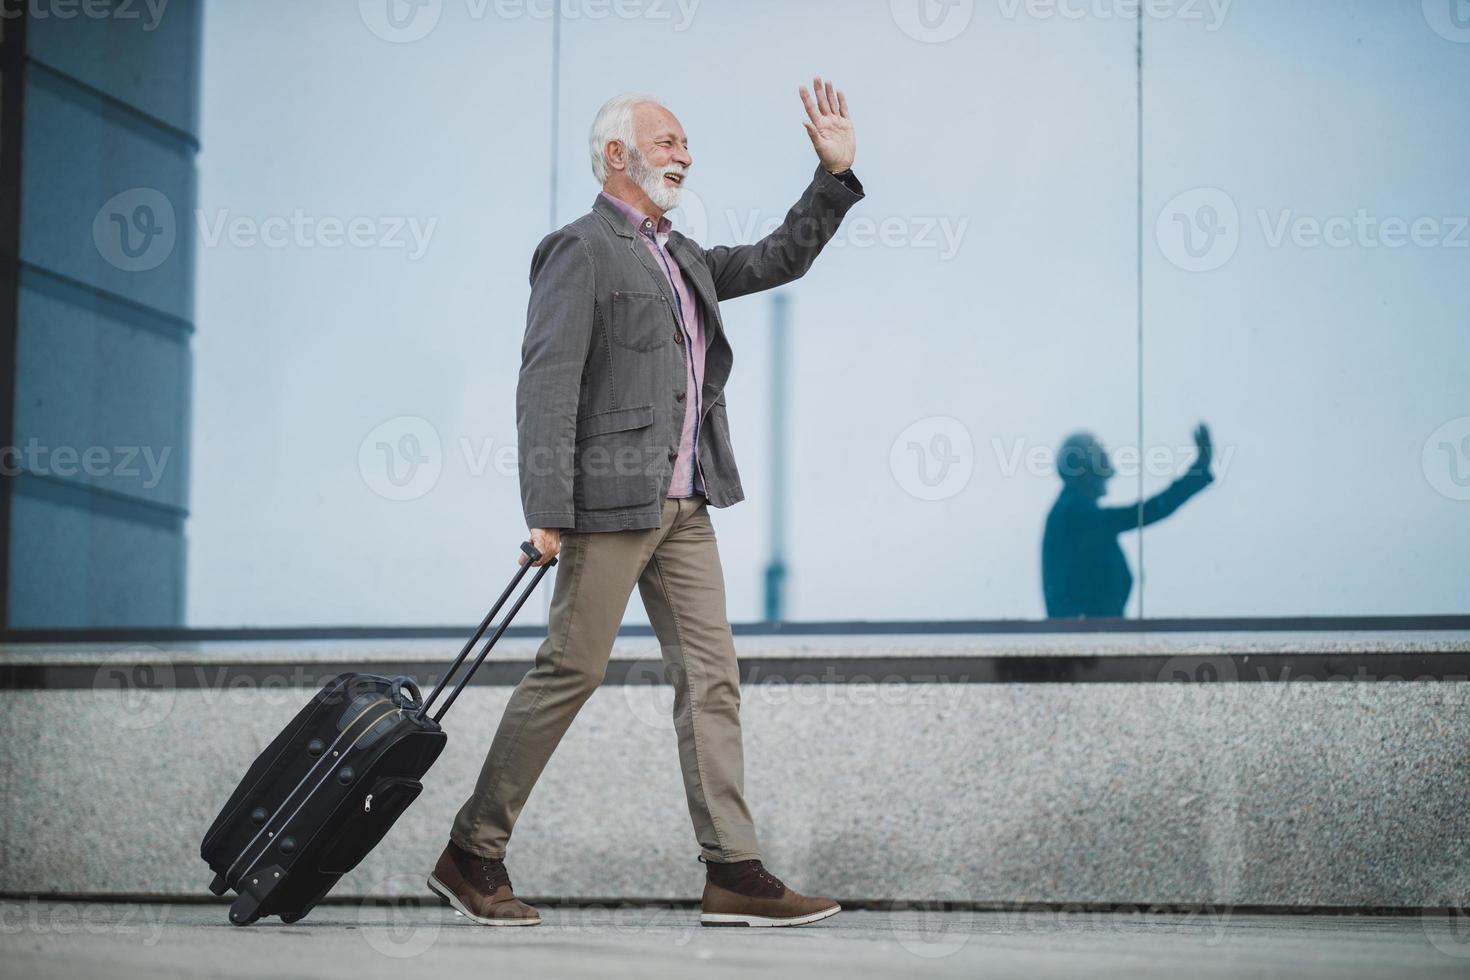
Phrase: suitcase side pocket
[{"left": 317, "top": 777, "right": 423, "bottom": 875}]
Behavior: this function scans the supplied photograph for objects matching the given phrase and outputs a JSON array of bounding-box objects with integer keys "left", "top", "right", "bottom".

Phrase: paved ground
[{"left": 1, "top": 901, "right": 1467, "bottom": 979}]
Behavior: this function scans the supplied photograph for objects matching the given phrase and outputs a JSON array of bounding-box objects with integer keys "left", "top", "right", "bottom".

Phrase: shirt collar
[{"left": 599, "top": 190, "right": 673, "bottom": 237}]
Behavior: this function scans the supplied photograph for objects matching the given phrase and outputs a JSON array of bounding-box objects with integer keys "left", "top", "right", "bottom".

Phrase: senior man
[{"left": 428, "top": 78, "right": 864, "bottom": 928}]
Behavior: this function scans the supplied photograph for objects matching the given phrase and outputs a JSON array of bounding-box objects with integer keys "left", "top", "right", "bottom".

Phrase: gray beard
[{"left": 627, "top": 146, "right": 684, "bottom": 212}]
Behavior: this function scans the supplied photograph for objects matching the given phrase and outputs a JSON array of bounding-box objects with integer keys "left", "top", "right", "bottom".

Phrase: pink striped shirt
[{"left": 599, "top": 191, "right": 707, "bottom": 498}]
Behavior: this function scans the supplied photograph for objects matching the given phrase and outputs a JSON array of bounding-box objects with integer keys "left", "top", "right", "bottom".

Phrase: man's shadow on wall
[{"left": 1040, "top": 423, "right": 1214, "bottom": 619}]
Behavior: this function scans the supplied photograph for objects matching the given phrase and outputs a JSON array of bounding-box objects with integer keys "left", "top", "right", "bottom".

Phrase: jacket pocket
[
  {"left": 575, "top": 404, "right": 659, "bottom": 511},
  {"left": 611, "top": 290, "right": 671, "bottom": 352}
]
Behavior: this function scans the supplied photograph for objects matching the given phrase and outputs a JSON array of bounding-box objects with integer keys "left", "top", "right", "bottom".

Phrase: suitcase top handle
[{"left": 415, "top": 541, "right": 556, "bottom": 724}]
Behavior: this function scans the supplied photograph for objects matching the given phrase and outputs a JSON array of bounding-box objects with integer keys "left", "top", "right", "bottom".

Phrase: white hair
[{"left": 588, "top": 92, "right": 664, "bottom": 185}]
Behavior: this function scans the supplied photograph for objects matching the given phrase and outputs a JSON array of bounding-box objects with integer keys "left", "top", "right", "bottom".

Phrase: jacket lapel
[
  {"left": 592, "top": 194, "right": 724, "bottom": 357},
  {"left": 666, "top": 233, "right": 723, "bottom": 352},
  {"left": 593, "top": 194, "right": 681, "bottom": 313}
]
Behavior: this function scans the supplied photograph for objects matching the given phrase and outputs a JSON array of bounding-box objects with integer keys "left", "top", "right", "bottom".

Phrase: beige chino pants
[{"left": 450, "top": 495, "right": 761, "bottom": 863}]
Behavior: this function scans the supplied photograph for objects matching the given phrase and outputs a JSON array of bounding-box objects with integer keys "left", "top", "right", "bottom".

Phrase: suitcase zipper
[{"left": 364, "top": 794, "right": 373, "bottom": 813}]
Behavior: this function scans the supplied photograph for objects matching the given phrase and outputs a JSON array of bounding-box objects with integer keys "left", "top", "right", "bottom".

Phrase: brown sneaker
[
  {"left": 699, "top": 857, "right": 841, "bottom": 927},
  {"left": 427, "top": 840, "right": 540, "bottom": 926}
]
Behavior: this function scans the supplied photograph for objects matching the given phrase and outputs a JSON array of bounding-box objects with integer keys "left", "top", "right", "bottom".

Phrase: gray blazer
[{"left": 516, "top": 163, "right": 865, "bottom": 532}]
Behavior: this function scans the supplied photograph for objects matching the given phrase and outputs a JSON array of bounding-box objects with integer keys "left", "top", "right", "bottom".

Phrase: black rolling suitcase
[{"left": 199, "top": 542, "right": 555, "bottom": 925}]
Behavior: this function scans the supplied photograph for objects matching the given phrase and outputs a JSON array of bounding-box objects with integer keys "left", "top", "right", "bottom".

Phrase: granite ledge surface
[{"left": 1, "top": 630, "right": 1467, "bottom": 666}]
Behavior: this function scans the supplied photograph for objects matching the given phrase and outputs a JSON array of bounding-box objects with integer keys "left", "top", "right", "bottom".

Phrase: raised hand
[
  {"left": 799, "top": 76, "right": 856, "bottom": 174},
  {"left": 1192, "top": 423, "right": 1213, "bottom": 475}
]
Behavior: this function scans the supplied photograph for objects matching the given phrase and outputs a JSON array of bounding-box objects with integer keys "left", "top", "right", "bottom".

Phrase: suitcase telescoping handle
[{"left": 416, "top": 541, "right": 556, "bottom": 724}]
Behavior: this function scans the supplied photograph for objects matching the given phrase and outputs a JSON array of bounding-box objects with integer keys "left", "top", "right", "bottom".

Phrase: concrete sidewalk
[{"left": 1, "top": 901, "right": 1467, "bottom": 980}]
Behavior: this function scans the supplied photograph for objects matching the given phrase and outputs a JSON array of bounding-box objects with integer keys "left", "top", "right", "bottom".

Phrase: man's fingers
[
  {"left": 836, "top": 87, "right": 849, "bottom": 119},
  {"left": 824, "top": 80, "right": 839, "bottom": 117},
  {"left": 799, "top": 86, "right": 822, "bottom": 128},
  {"left": 813, "top": 75, "right": 831, "bottom": 115},
  {"left": 802, "top": 119, "right": 819, "bottom": 144}
]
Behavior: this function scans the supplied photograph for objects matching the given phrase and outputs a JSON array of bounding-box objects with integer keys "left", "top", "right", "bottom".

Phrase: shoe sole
[
  {"left": 700, "top": 903, "right": 842, "bottom": 928},
  {"left": 426, "top": 874, "right": 540, "bottom": 926}
]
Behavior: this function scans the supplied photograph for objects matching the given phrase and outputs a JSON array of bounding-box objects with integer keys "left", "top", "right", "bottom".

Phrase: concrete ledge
[{"left": 1, "top": 633, "right": 1466, "bottom": 907}]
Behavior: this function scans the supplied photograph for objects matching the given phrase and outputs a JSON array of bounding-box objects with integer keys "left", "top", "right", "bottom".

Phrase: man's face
[
  {"left": 635, "top": 103, "right": 692, "bottom": 177},
  {"left": 624, "top": 103, "right": 692, "bottom": 211}
]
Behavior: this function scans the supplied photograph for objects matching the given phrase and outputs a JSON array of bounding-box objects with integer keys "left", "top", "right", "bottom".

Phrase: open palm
[{"left": 800, "top": 76, "right": 856, "bottom": 173}]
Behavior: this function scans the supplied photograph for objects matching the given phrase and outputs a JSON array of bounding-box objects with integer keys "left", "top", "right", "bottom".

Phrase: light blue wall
[{"left": 181, "top": 0, "right": 1469, "bottom": 627}]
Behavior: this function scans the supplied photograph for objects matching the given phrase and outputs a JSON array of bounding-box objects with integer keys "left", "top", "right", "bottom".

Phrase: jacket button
[
  {"left": 675, "top": 391, "right": 686, "bottom": 402},
  {"left": 668, "top": 449, "right": 678, "bottom": 462},
  {"left": 673, "top": 331, "right": 684, "bottom": 345}
]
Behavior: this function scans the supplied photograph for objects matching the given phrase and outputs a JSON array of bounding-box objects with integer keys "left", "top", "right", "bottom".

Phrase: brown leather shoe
[
  {"left": 427, "top": 840, "right": 540, "bottom": 926},
  {"left": 699, "top": 857, "right": 841, "bottom": 927}
]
